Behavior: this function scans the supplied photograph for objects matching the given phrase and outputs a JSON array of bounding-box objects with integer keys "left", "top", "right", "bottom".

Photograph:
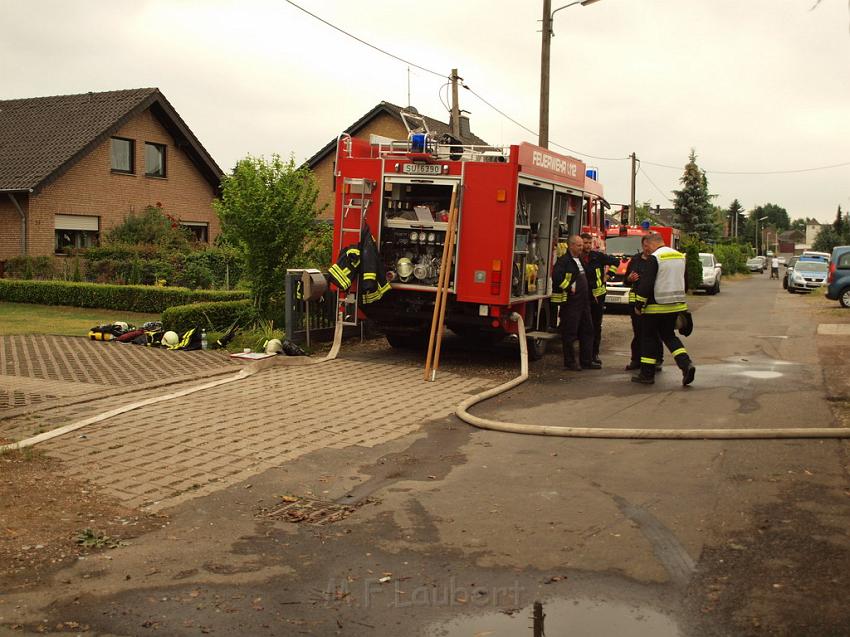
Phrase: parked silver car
[
  {"left": 746, "top": 256, "right": 766, "bottom": 273},
  {"left": 698, "top": 253, "right": 722, "bottom": 294}
]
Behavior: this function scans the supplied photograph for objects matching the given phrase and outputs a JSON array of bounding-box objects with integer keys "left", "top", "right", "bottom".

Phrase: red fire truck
[
  {"left": 330, "top": 125, "right": 608, "bottom": 359},
  {"left": 603, "top": 216, "right": 680, "bottom": 308}
]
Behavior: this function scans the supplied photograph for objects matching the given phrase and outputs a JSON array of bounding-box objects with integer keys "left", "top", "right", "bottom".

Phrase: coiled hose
[{"left": 455, "top": 313, "right": 850, "bottom": 439}]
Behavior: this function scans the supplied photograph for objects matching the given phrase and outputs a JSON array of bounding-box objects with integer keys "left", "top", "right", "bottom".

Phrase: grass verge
[{"left": 0, "top": 302, "right": 161, "bottom": 337}]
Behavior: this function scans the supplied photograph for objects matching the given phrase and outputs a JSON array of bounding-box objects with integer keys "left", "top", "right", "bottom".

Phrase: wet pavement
[{"left": 2, "top": 275, "right": 850, "bottom": 636}]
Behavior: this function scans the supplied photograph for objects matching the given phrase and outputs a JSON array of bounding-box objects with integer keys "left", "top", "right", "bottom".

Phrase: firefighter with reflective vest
[
  {"left": 552, "top": 235, "right": 597, "bottom": 371},
  {"left": 580, "top": 233, "right": 620, "bottom": 366},
  {"left": 624, "top": 235, "right": 663, "bottom": 371},
  {"left": 632, "top": 232, "right": 696, "bottom": 386}
]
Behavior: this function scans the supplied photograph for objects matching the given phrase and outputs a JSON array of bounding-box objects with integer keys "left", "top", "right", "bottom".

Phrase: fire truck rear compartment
[{"left": 380, "top": 179, "right": 454, "bottom": 288}]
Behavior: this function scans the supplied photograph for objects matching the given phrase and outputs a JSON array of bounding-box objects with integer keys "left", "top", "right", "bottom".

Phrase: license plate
[
  {"left": 402, "top": 163, "right": 442, "bottom": 175},
  {"left": 607, "top": 294, "right": 627, "bottom": 304}
]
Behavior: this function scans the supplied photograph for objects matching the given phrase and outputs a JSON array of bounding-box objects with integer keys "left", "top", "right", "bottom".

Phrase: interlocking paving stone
[
  {"left": 37, "top": 358, "right": 491, "bottom": 510},
  {"left": 0, "top": 335, "right": 236, "bottom": 417}
]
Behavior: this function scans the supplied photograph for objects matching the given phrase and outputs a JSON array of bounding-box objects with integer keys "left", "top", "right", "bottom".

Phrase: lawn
[{"left": 0, "top": 302, "right": 161, "bottom": 336}]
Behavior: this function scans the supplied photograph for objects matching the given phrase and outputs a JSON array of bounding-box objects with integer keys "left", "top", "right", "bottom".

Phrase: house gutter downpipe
[{"left": 7, "top": 192, "right": 28, "bottom": 255}]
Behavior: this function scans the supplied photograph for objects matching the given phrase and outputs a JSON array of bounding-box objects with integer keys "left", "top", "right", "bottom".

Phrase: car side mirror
[{"left": 716, "top": 262, "right": 722, "bottom": 269}]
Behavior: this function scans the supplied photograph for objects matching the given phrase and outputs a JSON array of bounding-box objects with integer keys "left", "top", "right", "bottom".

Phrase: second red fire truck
[
  {"left": 603, "top": 215, "right": 680, "bottom": 308},
  {"left": 330, "top": 120, "right": 609, "bottom": 359}
]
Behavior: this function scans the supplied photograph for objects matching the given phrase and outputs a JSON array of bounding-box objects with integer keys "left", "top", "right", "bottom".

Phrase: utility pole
[
  {"left": 539, "top": 0, "right": 552, "bottom": 148},
  {"left": 630, "top": 152, "right": 637, "bottom": 225},
  {"left": 450, "top": 68, "right": 461, "bottom": 138}
]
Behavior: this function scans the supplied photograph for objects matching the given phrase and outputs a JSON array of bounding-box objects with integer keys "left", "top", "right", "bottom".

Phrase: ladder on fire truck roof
[{"left": 338, "top": 177, "right": 374, "bottom": 327}]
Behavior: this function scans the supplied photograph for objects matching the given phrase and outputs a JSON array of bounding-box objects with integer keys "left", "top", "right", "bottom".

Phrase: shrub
[
  {"left": 681, "top": 234, "right": 704, "bottom": 291},
  {"left": 106, "top": 206, "right": 191, "bottom": 249},
  {"left": 161, "top": 299, "right": 257, "bottom": 332},
  {"left": 0, "top": 279, "right": 248, "bottom": 313},
  {"left": 713, "top": 243, "right": 749, "bottom": 275},
  {"left": 4, "top": 256, "right": 55, "bottom": 280},
  {"left": 81, "top": 243, "right": 242, "bottom": 289}
]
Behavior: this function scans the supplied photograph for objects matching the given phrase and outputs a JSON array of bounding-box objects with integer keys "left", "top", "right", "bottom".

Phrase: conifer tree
[{"left": 673, "top": 150, "right": 717, "bottom": 240}]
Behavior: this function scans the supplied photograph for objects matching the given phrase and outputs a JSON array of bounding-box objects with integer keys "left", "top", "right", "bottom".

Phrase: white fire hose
[
  {"left": 456, "top": 313, "right": 850, "bottom": 439},
  {"left": 0, "top": 319, "right": 344, "bottom": 453}
]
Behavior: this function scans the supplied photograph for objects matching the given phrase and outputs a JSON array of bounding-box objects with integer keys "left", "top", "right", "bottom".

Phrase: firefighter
[
  {"left": 625, "top": 235, "right": 663, "bottom": 371},
  {"left": 580, "top": 233, "right": 620, "bottom": 365},
  {"left": 552, "top": 235, "right": 598, "bottom": 371},
  {"left": 632, "top": 232, "right": 696, "bottom": 386}
]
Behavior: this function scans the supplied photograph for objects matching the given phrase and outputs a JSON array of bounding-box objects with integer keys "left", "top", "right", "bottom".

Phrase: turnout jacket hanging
[{"left": 326, "top": 223, "right": 390, "bottom": 304}]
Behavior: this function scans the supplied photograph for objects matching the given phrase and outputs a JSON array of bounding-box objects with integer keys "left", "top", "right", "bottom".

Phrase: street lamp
[
  {"left": 539, "top": 0, "right": 603, "bottom": 148},
  {"left": 756, "top": 215, "right": 768, "bottom": 255}
]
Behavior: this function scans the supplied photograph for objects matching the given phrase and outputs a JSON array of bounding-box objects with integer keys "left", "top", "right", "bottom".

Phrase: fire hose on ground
[
  {"left": 0, "top": 318, "right": 344, "bottom": 453},
  {"left": 455, "top": 313, "right": 850, "bottom": 440}
]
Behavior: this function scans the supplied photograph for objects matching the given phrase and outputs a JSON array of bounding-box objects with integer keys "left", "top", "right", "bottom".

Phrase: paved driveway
[
  {"left": 1, "top": 335, "right": 492, "bottom": 511},
  {"left": 0, "top": 335, "right": 236, "bottom": 414}
]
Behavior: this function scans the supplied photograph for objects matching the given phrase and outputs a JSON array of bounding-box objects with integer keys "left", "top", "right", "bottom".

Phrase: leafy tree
[
  {"left": 300, "top": 220, "right": 334, "bottom": 269},
  {"left": 751, "top": 203, "right": 790, "bottom": 232},
  {"left": 673, "top": 150, "right": 718, "bottom": 240},
  {"left": 727, "top": 199, "right": 746, "bottom": 239},
  {"left": 214, "top": 154, "right": 321, "bottom": 310},
  {"left": 812, "top": 225, "right": 844, "bottom": 253},
  {"left": 790, "top": 218, "right": 808, "bottom": 233}
]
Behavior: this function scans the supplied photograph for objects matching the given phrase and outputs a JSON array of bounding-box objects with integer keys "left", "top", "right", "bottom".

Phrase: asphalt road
[{"left": 3, "top": 273, "right": 850, "bottom": 636}]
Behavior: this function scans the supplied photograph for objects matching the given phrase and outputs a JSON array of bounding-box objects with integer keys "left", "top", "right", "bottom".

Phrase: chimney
[{"left": 459, "top": 114, "right": 471, "bottom": 139}]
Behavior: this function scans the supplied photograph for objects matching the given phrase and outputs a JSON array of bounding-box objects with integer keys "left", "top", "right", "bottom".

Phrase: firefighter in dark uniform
[
  {"left": 552, "top": 235, "right": 598, "bottom": 371},
  {"left": 624, "top": 235, "right": 662, "bottom": 371},
  {"left": 632, "top": 232, "right": 696, "bottom": 386},
  {"left": 580, "top": 233, "right": 620, "bottom": 366}
]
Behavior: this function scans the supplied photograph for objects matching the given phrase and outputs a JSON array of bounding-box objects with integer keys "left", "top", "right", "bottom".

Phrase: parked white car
[{"left": 698, "top": 252, "right": 722, "bottom": 294}]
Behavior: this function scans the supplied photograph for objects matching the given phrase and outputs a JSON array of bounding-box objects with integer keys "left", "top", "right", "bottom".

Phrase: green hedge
[
  {"left": 161, "top": 299, "right": 257, "bottom": 332},
  {"left": 0, "top": 279, "right": 249, "bottom": 313}
]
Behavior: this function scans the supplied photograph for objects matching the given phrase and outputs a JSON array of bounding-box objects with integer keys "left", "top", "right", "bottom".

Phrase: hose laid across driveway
[
  {"left": 455, "top": 314, "right": 850, "bottom": 440},
  {"left": 0, "top": 318, "right": 344, "bottom": 453}
]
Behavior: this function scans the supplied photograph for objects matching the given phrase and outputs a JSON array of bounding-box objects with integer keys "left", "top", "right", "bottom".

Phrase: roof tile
[{"left": 0, "top": 88, "right": 158, "bottom": 191}]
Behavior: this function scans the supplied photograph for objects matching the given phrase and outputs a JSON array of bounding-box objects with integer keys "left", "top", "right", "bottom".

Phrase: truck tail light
[
  {"left": 490, "top": 260, "right": 502, "bottom": 295},
  {"left": 828, "top": 262, "right": 836, "bottom": 284}
]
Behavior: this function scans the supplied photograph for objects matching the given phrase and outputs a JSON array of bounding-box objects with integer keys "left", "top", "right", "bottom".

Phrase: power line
[
  {"left": 284, "top": 0, "right": 850, "bottom": 177},
  {"left": 461, "top": 83, "right": 630, "bottom": 162},
  {"left": 643, "top": 159, "right": 850, "bottom": 176},
  {"left": 639, "top": 166, "right": 674, "bottom": 203},
  {"left": 282, "top": 0, "right": 446, "bottom": 79}
]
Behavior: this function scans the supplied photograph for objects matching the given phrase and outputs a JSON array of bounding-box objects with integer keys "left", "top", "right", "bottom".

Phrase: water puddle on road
[
  {"left": 736, "top": 370, "right": 783, "bottom": 379},
  {"left": 425, "top": 597, "right": 680, "bottom": 637}
]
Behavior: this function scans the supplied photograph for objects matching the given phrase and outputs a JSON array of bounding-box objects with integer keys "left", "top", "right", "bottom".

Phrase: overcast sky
[{"left": 2, "top": 0, "right": 848, "bottom": 223}]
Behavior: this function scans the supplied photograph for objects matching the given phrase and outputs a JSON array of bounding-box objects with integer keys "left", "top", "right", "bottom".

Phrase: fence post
[{"left": 284, "top": 271, "right": 295, "bottom": 341}]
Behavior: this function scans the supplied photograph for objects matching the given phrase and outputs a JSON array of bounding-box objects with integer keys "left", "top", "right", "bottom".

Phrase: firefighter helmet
[
  {"left": 265, "top": 338, "right": 283, "bottom": 354},
  {"left": 397, "top": 257, "right": 413, "bottom": 281},
  {"left": 162, "top": 331, "right": 179, "bottom": 347}
]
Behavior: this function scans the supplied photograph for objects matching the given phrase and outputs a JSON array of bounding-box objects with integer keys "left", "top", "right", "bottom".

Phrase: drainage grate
[{"left": 257, "top": 495, "right": 372, "bottom": 525}]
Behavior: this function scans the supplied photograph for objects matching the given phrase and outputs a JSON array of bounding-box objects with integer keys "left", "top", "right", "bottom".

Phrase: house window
[
  {"left": 145, "top": 142, "right": 166, "bottom": 177},
  {"left": 55, "top": 214, "right": 100, "bottom": 254},
  {"left": 111, "top": 137, "right": 134, "bottom": 173},
  {"left": 180, "top": 221, "right": 208, "bottom": 243}
]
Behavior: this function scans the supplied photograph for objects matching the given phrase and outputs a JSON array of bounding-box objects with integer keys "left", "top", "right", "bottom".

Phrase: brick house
[
  {"left": 305, "top": 102, "right": 488, "bottom": 220},
  {"left": 0, "top": 88, "right": 223, "bottom": 262}
]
